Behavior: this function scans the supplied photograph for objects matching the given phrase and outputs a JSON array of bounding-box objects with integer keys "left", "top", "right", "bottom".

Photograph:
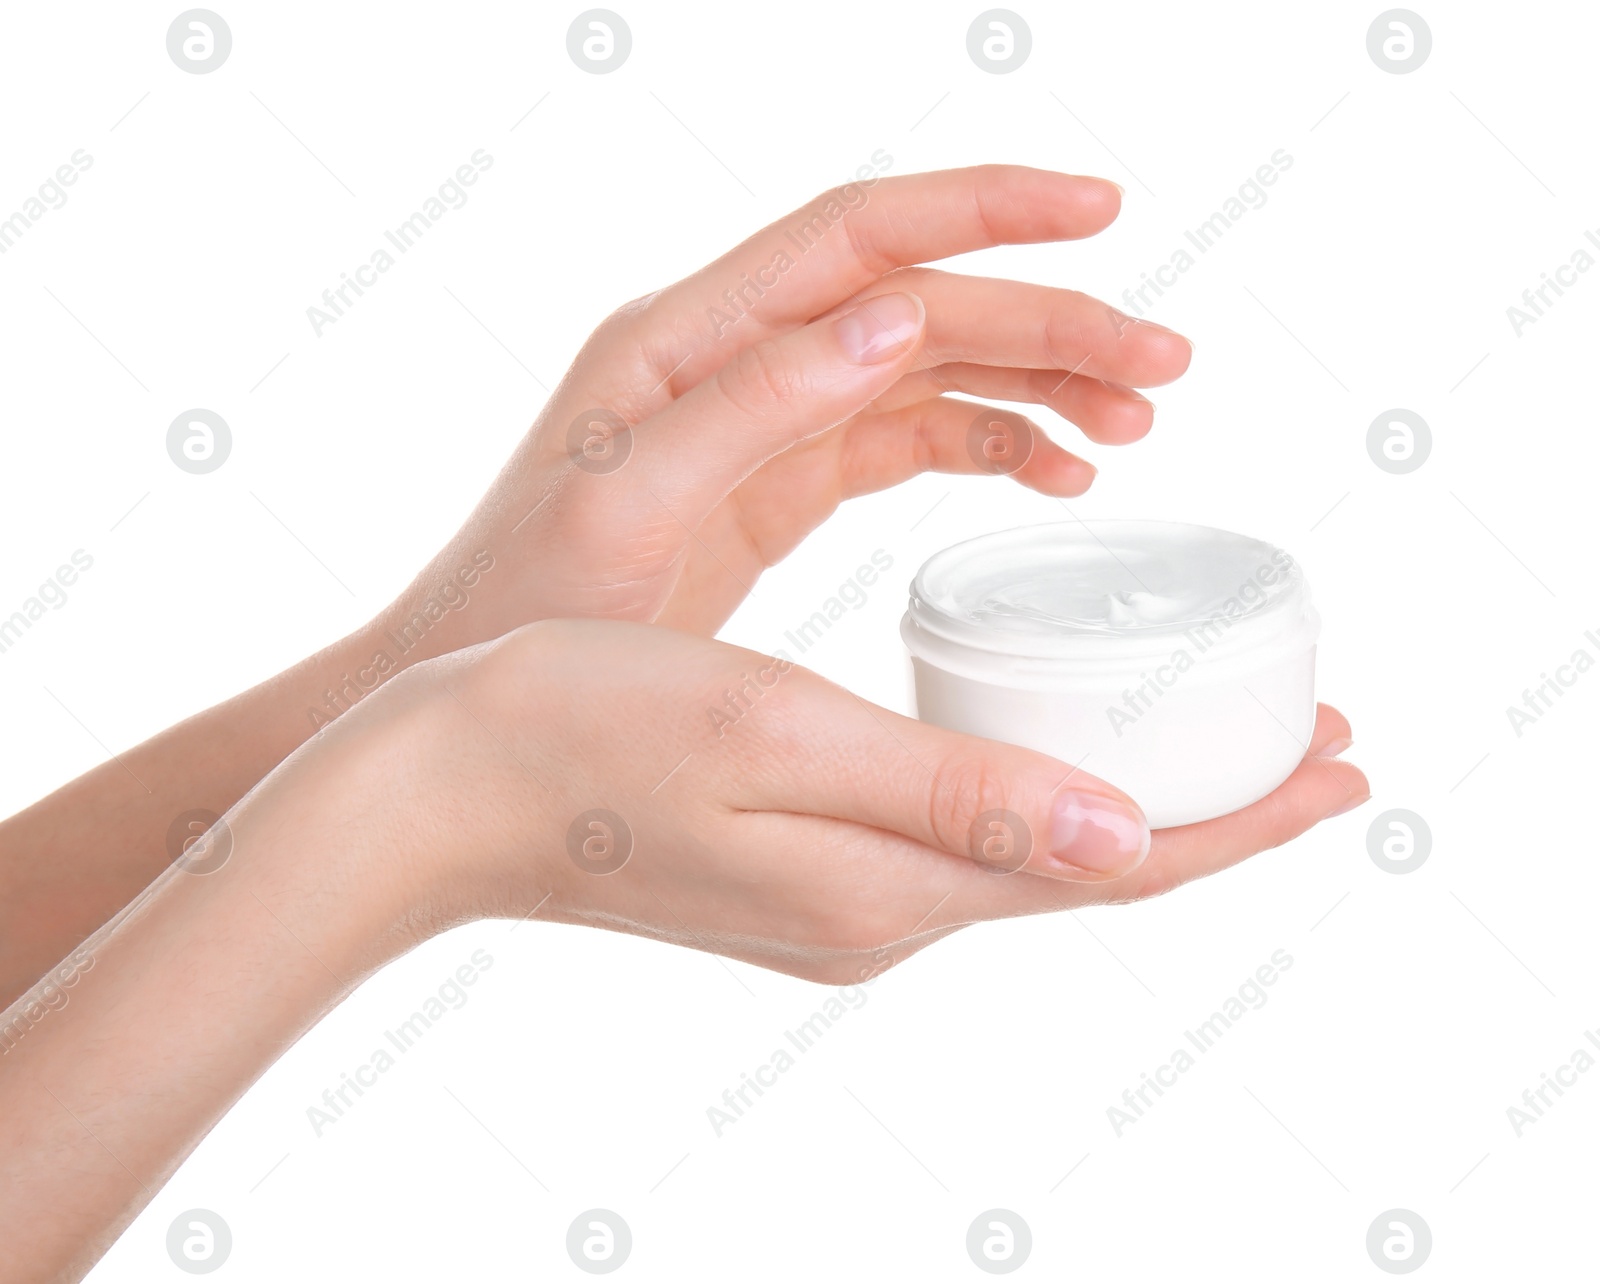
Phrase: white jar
[{"left": 901, "top": 521, "right": 1320, "bottom": 828}]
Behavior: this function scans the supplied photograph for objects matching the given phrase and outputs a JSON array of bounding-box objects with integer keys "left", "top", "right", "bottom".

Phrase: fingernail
[
  {"left": 1327, "top": 791, "right": 1370, "bottom": 818},
  {"left": 1109, "top": 180, "right": 1126, "bottom": 196},
  {"left": 1317, "top": 736, "right": 1353, "bottom": 758},
  {"left": 835, "top": 292, "right": 923, "bottom": 364},
  {"left": 1048, "top": 790, "right": 1150, "bottom": 877}
]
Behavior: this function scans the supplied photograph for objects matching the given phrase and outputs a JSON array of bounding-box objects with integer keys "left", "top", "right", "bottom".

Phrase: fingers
[
  {"left": 848, "top": 270, "right": 1193, "bottom": 389},
  {"left": 781, "top": 703, "right": 1369, "bottom": 944},
  {"left": 1121, "top": 752, "right": 1369, "bottom": 902},
  {"left": 874, "top": 362, "right": 1155, "bottom": 445},
  {"left": 730, "top": 735, "right": 1366, "bottom": 967},
  {"left": 648, "top": 395, "right": 1093, "bottom": 635},
  {"left": 752, "top": 677, "right": 1365, "bottom": 904},
  {"left": 655, "top": 166, "right": 1123, "bottom": 344},
  {"left": 836, "top": 398, "right": 1096, "bottom": 499},
  {"left": 1306, "top": 702, "right": 1353, "bottom": 757},
  {"left": 1100, "top": 703, "right": 1364, "bottom": 901},
  {"left": 629, "top": 292, "right": 927, "bottom": 521},
  {"left": 755, "top": 679, "right": 1152, "bottom": 883},
  {"left": 644, "top": 391, "right": 1099, "bottom": 635},
  {"left": 681, "top": 394, "right": 1101, "bottom": 583}
]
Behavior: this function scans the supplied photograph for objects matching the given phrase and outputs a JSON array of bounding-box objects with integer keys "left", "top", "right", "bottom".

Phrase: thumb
[
  {"left": 629, "top": 292, "right": 926, "bottom": 522},
  {"left": 771, "top": 675, "right": 1152, "bottom": 883}
]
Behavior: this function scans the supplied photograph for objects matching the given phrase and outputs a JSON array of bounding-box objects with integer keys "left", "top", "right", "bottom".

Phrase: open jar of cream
[{"left": 901, "top": 521, "right": 1320, "bottom": 828}]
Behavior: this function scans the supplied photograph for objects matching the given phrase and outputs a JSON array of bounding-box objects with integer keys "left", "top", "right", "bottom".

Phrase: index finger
[{"left": 654, "top": 165, "right": 1122, "bottom": 348}]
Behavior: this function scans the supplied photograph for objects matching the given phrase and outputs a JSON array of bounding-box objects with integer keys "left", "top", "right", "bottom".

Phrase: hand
[
  {"left": 0, "top": 616, "right": 1364, "bottom": 1279},
  {"left": 383, "top": 165, "right": 1192, "bottom": 655},
  {"left": 0, "top": 165, "right": 1194, "bottom": 1002},
  {"left": 380, "top": 619, "right": 1366, "bottom": 982}
]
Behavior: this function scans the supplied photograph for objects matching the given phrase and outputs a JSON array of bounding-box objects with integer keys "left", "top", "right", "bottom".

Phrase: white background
[{"left": 2, "top": 0, "right": 1595, "bottom": 1278}]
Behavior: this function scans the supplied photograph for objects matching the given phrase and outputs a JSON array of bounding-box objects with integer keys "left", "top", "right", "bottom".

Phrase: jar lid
[{"left": 904, "top": 520, "right": 1316, "bottom": 664}]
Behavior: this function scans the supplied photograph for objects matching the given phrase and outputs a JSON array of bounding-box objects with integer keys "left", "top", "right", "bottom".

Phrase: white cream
[{"left": 901, "top": 521, "right": 1320, "bottom": 827}]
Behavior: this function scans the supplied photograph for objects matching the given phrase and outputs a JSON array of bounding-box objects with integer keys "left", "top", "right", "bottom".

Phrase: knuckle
[
  {"left": 718, "top": 337, "right": 806, "bottom": 417},
  {"left": 1041, "top": 294, "right": 1102, "bottom": 368},
  {"left": 836, "top": 203, "right": 881, "bottom": 275},
  {"left": 581, "top": 311, "right": 630, "bottom": 355},
  {"left": 575, "top": 296, "right": 661, "bottom": 381},
  {"left": 461, "top": 619, "right": 570, "bottom": 696},
  {"left": 927, "top": 752, "right": 1026, "bottom": 864},
  {"left": 593, "top": 291, "right": 657, "bottom": 340}
]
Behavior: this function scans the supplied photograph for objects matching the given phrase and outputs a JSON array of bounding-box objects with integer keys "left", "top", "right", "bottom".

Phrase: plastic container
[{"left": 901, "top": 520, "right": 1320, "bottom": 827}]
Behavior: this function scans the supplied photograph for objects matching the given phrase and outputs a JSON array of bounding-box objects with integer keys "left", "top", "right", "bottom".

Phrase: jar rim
[{"left": 904, "top": 519, "right": 1317, "bottom": 664}]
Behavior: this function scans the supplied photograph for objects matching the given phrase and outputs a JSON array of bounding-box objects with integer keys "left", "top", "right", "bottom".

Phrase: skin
[
  {"left": 0, "top": 166, "right": 1192, "bottom": 1002},
  {"left": 0, "top": 622, "right": 1363, "bottom": 1280},
  {"left": 0, "top": 165, "right": 1367, "bottom": 1279}
]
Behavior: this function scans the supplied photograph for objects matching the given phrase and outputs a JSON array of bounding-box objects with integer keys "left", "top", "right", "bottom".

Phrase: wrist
[
  {"left": 0, "top": 611, "right": 431, "bottom": 1007},
  {"left": 359, "top": 625, "right": 574, "bottom": 927},
  {"left": 360, "top": 543, "right": 507, "bottom": 690},
  {"left": 248, "top": 622, "right": 572, "bottom": 944},
  {"left": 255, "top": 661, "right": 470, "bottom": 951}
]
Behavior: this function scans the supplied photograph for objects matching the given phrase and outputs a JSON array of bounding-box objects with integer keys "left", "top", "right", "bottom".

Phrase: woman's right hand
[
  {"left": 383, "top": 166, "right": 1192, "bottom": 657},
  {"left": 337, "top": 619, "right": 1367, "bottom": 983}
]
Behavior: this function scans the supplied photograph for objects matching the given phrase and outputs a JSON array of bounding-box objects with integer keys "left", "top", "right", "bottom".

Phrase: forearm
[
  {"left": 0, "top": 592, "right": 458, "bottom": 1006},
  {"left": 0, "top": 765, "right": 421, "bottom": 1283}
]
